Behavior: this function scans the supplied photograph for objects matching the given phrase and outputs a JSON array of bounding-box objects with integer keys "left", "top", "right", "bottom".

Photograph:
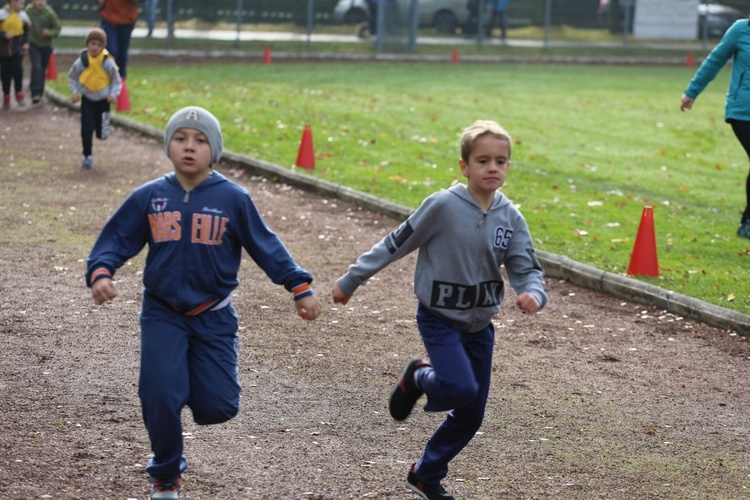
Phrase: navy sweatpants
[
  {"left": 28, "top": 44, "right": 53, "bottom": 99},
  {"left": 80, "top": 96, "right": 110, "bottom": 157},
  {"left": 100, "top": 20, "right": 134, "bottom": 79},
  {"left": 412, "top": 302, "right": 495, "bottom": 486},
  {"left": 0, "top": 53, "right": 23, "bottom": 96},
  {"left": 139, "top": 295, "right": 241, "bottom": 480}
]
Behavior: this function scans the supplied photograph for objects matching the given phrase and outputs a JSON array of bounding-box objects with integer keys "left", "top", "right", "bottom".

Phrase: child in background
[
  {"left": 97, "top": 0, "right": 137, "bottom": 80},
  {"left": 25, "top": 0, "right": 61, "bottom": 104},
  {"left": 333, "top": 120, "right": 548, "bottom": 500},
  {"left": 67, "top": 27, "right": 121, "bottom": 169},
  {"left": 0, "top": 0, "right": 31, "bottom": 109},
  {"left": 87, "top": 106, "right": 322, "bottom": 500}
]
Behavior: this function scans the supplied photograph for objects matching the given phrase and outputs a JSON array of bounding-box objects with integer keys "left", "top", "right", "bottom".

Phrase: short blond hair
[{"left": 460, "top": 120, "right": 512, "bottom": 162}]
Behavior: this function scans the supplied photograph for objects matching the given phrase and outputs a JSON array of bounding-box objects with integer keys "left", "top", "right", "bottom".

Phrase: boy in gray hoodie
[{"left": 333, "top": 120, "right": 548, "bottom": 500}]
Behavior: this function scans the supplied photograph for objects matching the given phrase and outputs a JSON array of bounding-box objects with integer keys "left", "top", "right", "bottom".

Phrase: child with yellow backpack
[
  {"left": 0, "top": 0, "right": 31, "bottom": 109},
  {"left": 67, "top": 28, "right": 122, "bottom": 169}
]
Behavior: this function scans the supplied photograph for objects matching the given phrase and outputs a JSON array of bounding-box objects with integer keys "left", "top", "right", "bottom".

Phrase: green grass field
[{"left": 51, "top": 60, "right": 750, "bottom": 315}]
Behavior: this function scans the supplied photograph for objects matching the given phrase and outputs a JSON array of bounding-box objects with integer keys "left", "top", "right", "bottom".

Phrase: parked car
[
  {"left": 697, "top": 3, "right": 745, "bottom": 38},
  {"left": 332, "top": 0, "right": 470, "bottom": 34},
  {"left": 598, "top": 0, "right": 745, "bottom": 39}
]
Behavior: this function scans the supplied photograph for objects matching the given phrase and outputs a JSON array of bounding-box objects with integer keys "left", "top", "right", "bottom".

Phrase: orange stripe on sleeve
[{"left": 90, "top": 268, "right": 112, "bottom": 285}]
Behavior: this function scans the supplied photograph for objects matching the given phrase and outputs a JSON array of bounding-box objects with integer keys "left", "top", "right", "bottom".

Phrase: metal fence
[{"left": 51, "top": 0, "right": 750, "bottom": 51}]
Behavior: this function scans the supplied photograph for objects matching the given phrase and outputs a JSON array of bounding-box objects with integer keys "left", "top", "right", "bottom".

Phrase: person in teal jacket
[{"left": 681, "top": 18, "right": 750, "bottom": 239}]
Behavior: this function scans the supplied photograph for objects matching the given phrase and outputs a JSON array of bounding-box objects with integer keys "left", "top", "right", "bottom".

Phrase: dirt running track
[{"left": 1, "top": 103, "right": 749, "bottom": 499}]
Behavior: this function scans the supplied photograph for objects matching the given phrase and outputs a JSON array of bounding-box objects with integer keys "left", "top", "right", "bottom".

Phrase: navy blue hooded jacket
[{"left": 86, "top": 171, "right": 313, "bottom": 314}]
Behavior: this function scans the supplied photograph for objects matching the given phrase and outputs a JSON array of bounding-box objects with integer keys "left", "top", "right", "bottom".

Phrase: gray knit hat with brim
[{"left": 164, "top": 106, "right": 224, "bottom": 166}]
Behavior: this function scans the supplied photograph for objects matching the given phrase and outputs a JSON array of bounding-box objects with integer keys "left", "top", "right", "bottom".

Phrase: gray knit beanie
[{"left": 164, "top": 106, "right": 224, "bottom": 166}]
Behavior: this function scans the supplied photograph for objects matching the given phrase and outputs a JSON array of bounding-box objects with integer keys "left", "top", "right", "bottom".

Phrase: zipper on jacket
[
  {"left": 478, "top": 212, "right": 487, "bottom": 227},
  {"left": 183, "top": 190, "right": 191, "bottom": 203},
  {"left": 470, "top": 210, "right": 490, "bottom": 327}
]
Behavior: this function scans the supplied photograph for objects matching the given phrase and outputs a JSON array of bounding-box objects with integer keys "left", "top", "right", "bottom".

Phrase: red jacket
[{"left": 99, "top": 0, "right": 138, "bottom": 26}]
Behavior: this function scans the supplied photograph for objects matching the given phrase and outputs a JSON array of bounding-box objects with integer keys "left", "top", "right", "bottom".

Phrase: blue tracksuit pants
[
  {"left": 139, "top": 295, "right": 241, "bottom": 480},
  {"left": 412, "top": 303, "right": 495, "bottom": 486},
  {"left": 100, "top": 20, "right": 134, "bottom": 79}
]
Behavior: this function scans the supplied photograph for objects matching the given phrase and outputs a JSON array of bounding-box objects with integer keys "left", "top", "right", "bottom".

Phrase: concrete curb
[
  {"left": 45, "top": 88, "right": 750, "bottom": 336},
  {"left": 51, "top": 47, "right": 694, "bottom": 67}
]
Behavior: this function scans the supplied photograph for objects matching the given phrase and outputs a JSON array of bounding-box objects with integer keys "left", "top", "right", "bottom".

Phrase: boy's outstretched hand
[
  {"left": 91, "top": 277, "right": 118, "bottom": 305},
  {"left": 516, "top": 292, "right": 540, "bottom": 314},
  {"left": 296, "top": 295, "right": 321, "bottom": 321},
  {"left": 331, "top": 281, "right": 351, "bottom": 305}
]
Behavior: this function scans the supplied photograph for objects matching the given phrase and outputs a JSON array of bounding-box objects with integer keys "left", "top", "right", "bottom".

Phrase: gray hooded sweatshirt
[{"left": 337, "top": 183, "right": 548, "bottom": 332}]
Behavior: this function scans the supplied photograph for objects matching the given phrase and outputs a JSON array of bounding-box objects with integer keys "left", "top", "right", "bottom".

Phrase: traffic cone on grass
[
  {"left": 685, "top": 51, "right": 694, "bottom": 67},
  {"left": 263, "top": 46, "right": 272, "bottom": 64},
  {"left": 295, "top": 124, "right": 315, "bottom": 169},
  {"left": 451, "top": 48, "right": 459, "bottom": 63},
  {"left": 627, "top": 206, "right": 659, "bottom": 278},
  {"left": 116, "top": 78, "right": 131, "bottom": 112},
  {"left": 46, "top": 52, "right": 58, "bottom": 80}
]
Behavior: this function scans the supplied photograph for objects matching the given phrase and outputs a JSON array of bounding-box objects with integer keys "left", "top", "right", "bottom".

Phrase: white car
[{"left": 332, "top": 0, "right": 470, "bottom": 34}]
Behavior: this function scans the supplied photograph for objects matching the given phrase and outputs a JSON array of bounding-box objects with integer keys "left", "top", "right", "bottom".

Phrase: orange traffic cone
[
  {"left": 685, "top": 51, "right": 694, "bottom": 67},
  {"left": 263, "top": 46, "right": 272, "bottom": 64},
  {"left": 46, "top": 52, "right": 58, "bottom": 80},
  {"left": 627, "top": 206, "right": 659, "bottom": 278},
  {"left": 116, "top": 78, "right": 131, "bottom": 112},
  {"left": 295, "top": 124, "right": 315, "bottom": 169},
  {"left": 451, "top": 48, "right": 459, "bottom": 63}
]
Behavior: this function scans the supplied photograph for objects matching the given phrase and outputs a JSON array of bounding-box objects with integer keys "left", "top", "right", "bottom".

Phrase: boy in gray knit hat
[
  {"left": 86, "top": 106, "right": 322, "bottom": 500},
  {"left": 333, "top": 119, "right": 548, "bottom": 500}
]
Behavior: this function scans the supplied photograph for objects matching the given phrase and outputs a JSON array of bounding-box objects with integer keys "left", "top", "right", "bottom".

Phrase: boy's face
[
  {"left": 169, "top": 128, "right": 213, "bottom": 180},
  {"left": 32, "top": 0, "right": 46, "bottom": 9},
  {"left": 10, "top": 0, "right": 25, "bottom": 12},
  {"left": 87, "top": 39, "right": 104, "bottom": 57},
  {"left": 459, "top": 134, "right": 511, "bottom": 197}
]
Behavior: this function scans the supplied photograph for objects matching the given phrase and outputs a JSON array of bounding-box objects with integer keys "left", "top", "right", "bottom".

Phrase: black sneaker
[
  {"left": 389, "top": 357, "right": 429, "bottom": 421},
  {"left": 150, "top": 476, "right": 183, "bottom": 500},
  {"left": 407, "top": 462, "right": 455, "bottom": 500},
  {"left": 738, "top": 220, "right": 750, "bottom": 240}
]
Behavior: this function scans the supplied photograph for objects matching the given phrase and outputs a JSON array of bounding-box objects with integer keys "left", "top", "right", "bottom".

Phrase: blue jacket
[
  {"left": 685, "top": 18, "right": 750, "bottom": 122},
  {"left": 86, "top": 171, "right": 313, "bottom": 314},
  {"left": 493, "top": 0, "right": 510, "bottom": 12}
]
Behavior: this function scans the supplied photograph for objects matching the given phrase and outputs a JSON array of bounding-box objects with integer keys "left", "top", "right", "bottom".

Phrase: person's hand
[
  {"left": 4, "top": 31, "right": 12, "bottom": 40},
  {"left": 42, "top": 28, "right": 50, "bottom": 37},
  {"left": 516, "top": 292, "right": 540, "bottom": 314},
  {"left": 332, "top": 281, "right": 351, "bottom": 305},
  {"left": 295, "top": 295, "right": 321, "bottom": 321},
  {"left": 107, "top": 94, "right": 117, "bottom": 103},
  {"left": 91, "top": 277, "right": 117, "bottom": 305},
  {"left": 680, "top": 93, "right": 694, "bottom": 112},
  {"left": 71, "top": 92, "right": 80, "bottom": 103}
]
